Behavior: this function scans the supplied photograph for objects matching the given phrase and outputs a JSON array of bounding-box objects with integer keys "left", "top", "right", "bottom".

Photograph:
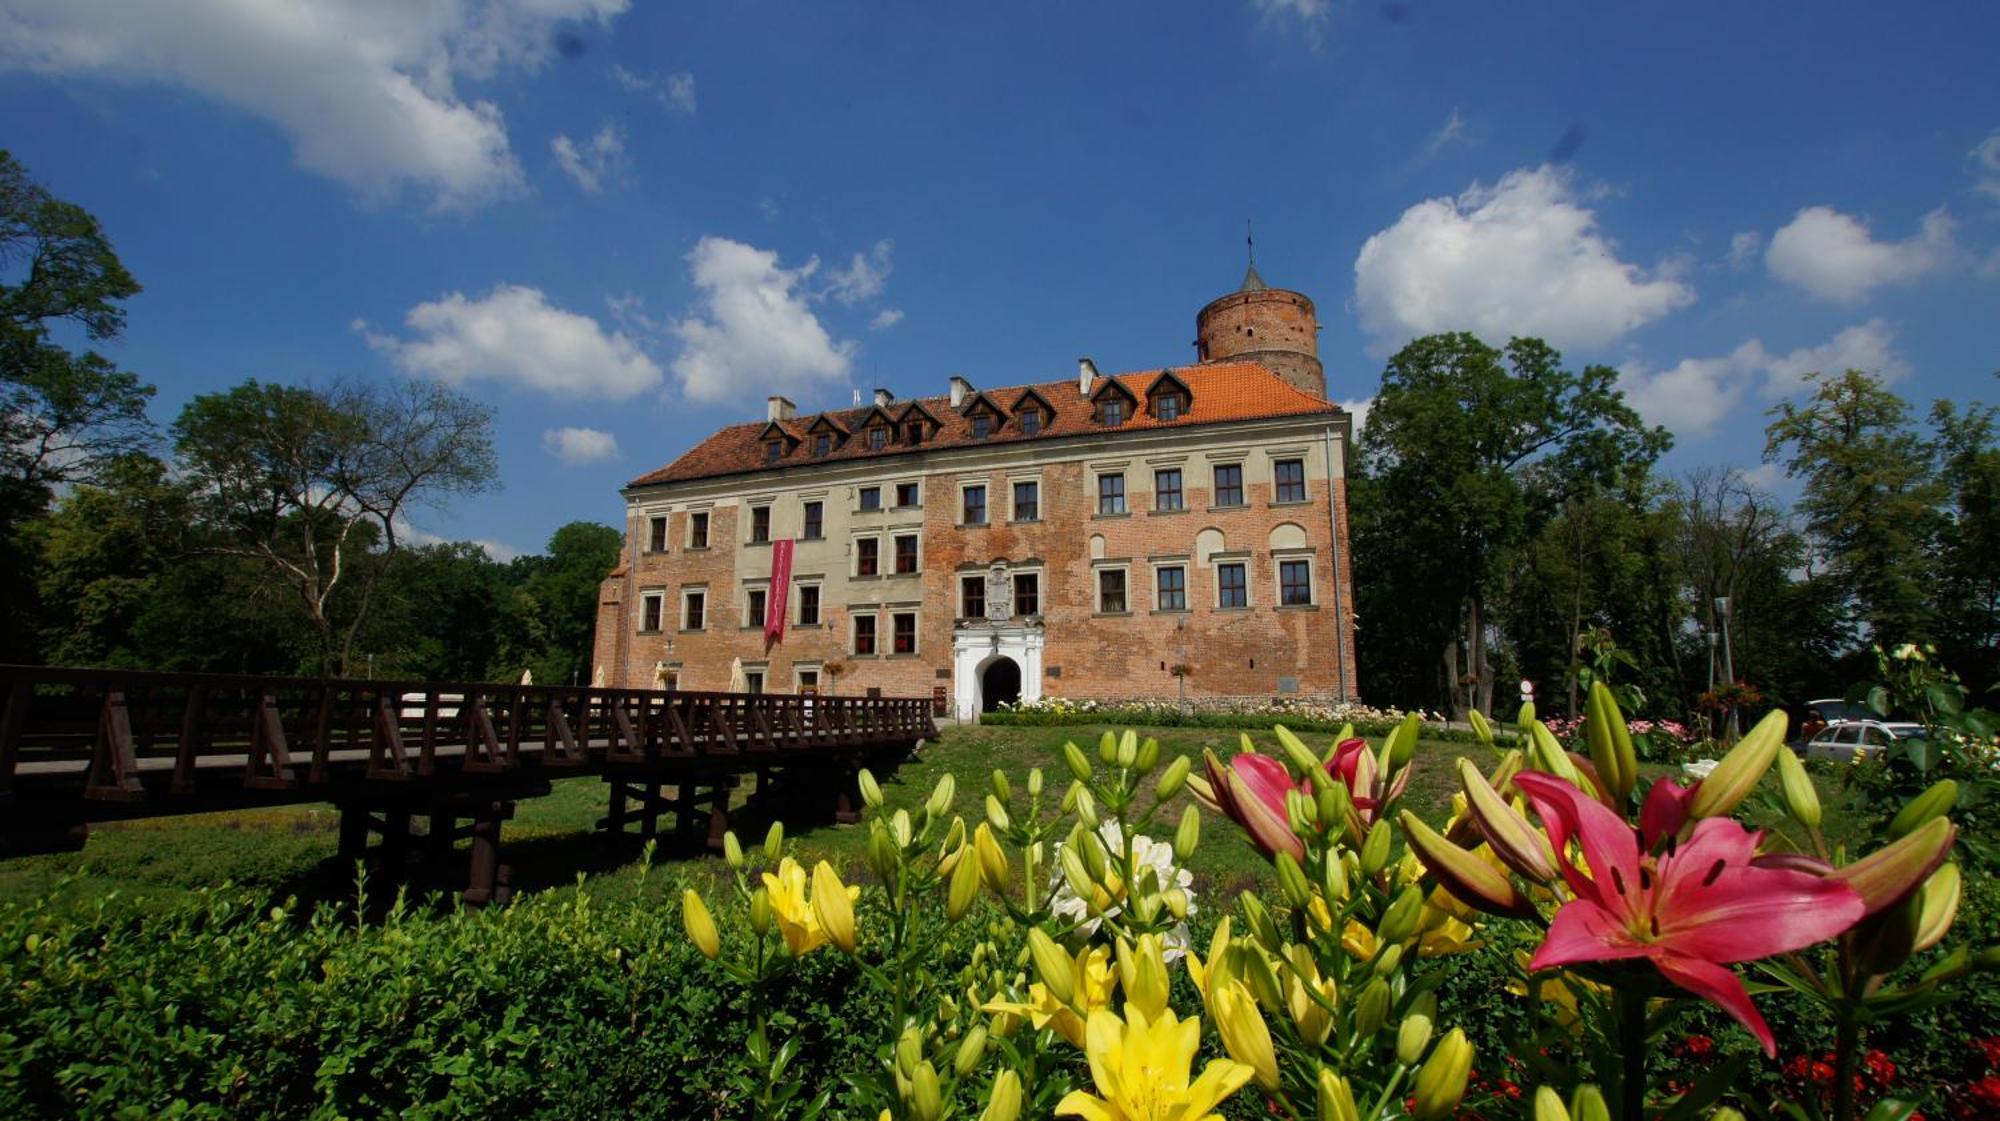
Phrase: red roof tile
[{"left": 627, "top": 361, "right": 1340, "bottom": 488}]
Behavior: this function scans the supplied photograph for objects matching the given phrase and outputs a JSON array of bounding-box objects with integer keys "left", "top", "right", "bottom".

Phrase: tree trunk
[{"left": 1441, "top": 639, "right": 1462, "bottom": 722}]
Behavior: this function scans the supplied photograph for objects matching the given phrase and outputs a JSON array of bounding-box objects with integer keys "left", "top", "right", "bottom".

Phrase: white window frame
[
  {"left": 960, "top": 481, "right": 990, "bottom": 527},
  {"left": 855, "top": 534, "right": 883, "bottom": 577},
  {"left": 743, "top": 580, "right": 771, "bottom": 629},
  {"left": 1213, "top": 556, "right": 1253, "bottom": 609},
  {"left": 852, "top": 610, "right": 881, "bottom": 656},
  {"left": 680, "top": 586, "right": 709, "bottom": 630},
  {"left": 1210, "top": 460, "right": 1247, "bottom": 508},
  {"left": 891, "top": 532, "right": 922, "bottom": 576},
  {"left": 795, "top": 580, "right": 823, "bottom": 626},
  {"left": 687, "top": 508, "right": 712, "bottom": 549},
  {"left": 639, "top": 589, "right": 666, "bottom": 633},
  {"left": 889, "top": 609, "right": 920, "bottom": 656},
  {"left": 894, "top": 479, "right": 922, "bottom": 509},
  {"left": 646, "top": 514, "right": 669, "bottom": 554},
  {"left": 1095, "top": 470, "right": 1128, "bottom": 516},
  {"left": 1094, "top": 563, "right": 1131, "bottom": 615},
  {"left": 1011, "top": 568, "right": 1043, "bottom": 617},
  {"left": 1152, "top": 561, "right": 1190, "bottom": 613},
  {"left": 1269, "top": 454, "right": 1310, "bottom": 504},
  {"left": 1274, "top": 552, "right": 1317, "bottom": 607},
  {"left": 1009, "top": 476, "right": 1041, "bottom": 522}
]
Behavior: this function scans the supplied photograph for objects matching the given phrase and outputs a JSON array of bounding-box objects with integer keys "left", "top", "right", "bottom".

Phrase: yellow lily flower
[
  {"left": 983, "top": 944, "right": 1116, "bottom": 1049},
  {"left": 761, "top": 856, "right": 857, "bottom": 955},
  {"left": 1056, "top": 1005, "right": 1255, "bottom": 1121}
]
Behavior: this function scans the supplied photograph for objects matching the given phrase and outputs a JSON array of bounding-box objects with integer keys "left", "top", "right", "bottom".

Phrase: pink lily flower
[
  {"left": 1513, "top": 772, "right": 1865, "bottom": 1056},
  {"left": 1201, "top": 739, "right": 1409, "bottom": 861}
]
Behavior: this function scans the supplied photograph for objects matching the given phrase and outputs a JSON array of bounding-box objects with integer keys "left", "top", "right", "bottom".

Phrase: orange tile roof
[{"left": 627, "top": 361, "right": 1340, "bottom": 488}]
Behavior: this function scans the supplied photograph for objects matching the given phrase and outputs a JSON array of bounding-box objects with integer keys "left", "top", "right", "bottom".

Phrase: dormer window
[
  {"left": 971, "top": 414, "right": 992, "bottom": 439},
  {"left": 905, "top": 421, "right": 924, "bottom": 445},
  {"left": 1018, "top": 409, "right": 1041, "bottom": 434},
  {"left": 1098, "top": 398, "right": 1126, "bottom": 427},
  {"left": 1154, "top": 393, "right": 1185, "bottom": 421},
  {"left": 813, "top": 433, "right": 831, "bottom": 457},
  {"left": 868, "top": 427, "right": 888, "bottom": 450},
  {"left": 765, "top": 440, "right": 784, "bottom": 463}
]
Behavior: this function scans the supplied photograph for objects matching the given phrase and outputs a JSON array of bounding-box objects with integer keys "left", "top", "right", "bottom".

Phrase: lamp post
[
  {"left": 1715, "top": 596, "right": 1737, "bottom": 740},
  {"left": 1175, "top": 616, "right": 1187, "bottom": 711}
]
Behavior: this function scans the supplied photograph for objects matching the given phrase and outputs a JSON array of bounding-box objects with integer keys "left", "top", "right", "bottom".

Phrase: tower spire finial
[
  {"left": 1246, "top": 218, "right": 1255, "bottom": 267},
  {"left": 1239, "top": 219, "right": 1268, "bottom": 293}
]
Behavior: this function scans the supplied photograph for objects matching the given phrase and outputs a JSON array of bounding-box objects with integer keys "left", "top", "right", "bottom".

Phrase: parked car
[
  {"left": 1796, "top": 697, "right": 1871, "bottom": 744},
  {"left": 1802, "top": 719, "right": 1927, "bottom": 762}
]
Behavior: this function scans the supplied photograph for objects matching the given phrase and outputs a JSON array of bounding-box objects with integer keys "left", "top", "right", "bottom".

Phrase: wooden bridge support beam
[{"left": 461, "top": 800, "right": 514, "bottom": 910}]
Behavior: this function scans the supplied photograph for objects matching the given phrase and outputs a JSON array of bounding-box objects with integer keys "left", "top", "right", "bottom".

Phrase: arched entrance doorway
[{"left": 980, "top": 656, "right": 1022, "bottom": 712}]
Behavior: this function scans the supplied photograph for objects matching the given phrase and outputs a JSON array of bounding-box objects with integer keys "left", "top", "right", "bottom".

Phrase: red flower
[
  {"left": 1863, "top": 1050, "right": 1896, "bottom": 1087},
  {"left": 1514, "top": 773, "right": 1866, "bottom": 1057},
  {"left": 1977, "top": 1037, "right": 2000, "bottom": 1069}
]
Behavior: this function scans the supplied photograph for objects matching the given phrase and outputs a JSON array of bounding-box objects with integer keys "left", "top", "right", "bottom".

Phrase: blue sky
[{"left": 3, "top": 1, "right": 1996, "bottom": 559}]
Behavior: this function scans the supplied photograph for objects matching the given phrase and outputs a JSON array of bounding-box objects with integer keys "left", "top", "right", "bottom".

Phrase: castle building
[{"left": 592, "top": 266, "right": 1358, "bottom": 718}]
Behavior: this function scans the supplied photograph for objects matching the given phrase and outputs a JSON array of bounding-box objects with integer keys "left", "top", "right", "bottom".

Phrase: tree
[
  {"left": 1353, "top": 333, "right": 1669, "bottom": 716},
  {"left": 1765, "top": 369, "right": 1943, "bottom": 648},
  {"left": 509, "top": 521, "right": 623, "bottom": 685},
  {"left": 172, "top": 377, "right": 498, "bottom": 674},
  {"left": 1929, "top": 388, "right": 2000, "bottom": 689}
]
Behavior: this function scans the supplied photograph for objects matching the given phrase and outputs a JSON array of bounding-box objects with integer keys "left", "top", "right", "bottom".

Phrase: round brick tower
[{"left": 1194, "top": 263, "right": 1325, "bottom": 399}]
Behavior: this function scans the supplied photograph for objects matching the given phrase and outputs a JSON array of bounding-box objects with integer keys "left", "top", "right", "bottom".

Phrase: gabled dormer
[
  {"left": 804, "top": 414, "right": 850, "bottom": 458},
  {"left": 1088, "top": 377, "right": 1139, "bottom": 428},
  {"left": 855, "top": 405, "right": 898, "bottom": 452},
  {"left": 895, "top": 401, "right": 943, "bottom": 446},
  {"left": 960, "top": 392, "right": 1008, "bottom": 440},
  {"left": 757, "top": 420, "right": 802, "bottom": 464},
  {"left": 1144, "top": 369, "right": 1193, "bottom": 422},
  {"left": 1009, "top": 388, "right": 1055, "bottom": 436}
]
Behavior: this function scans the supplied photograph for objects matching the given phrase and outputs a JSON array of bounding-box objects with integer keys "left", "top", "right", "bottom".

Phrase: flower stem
[
  {"left": 1618, "top": 991, "right": 1646, "bottom": 1121},
  {"left": 1832, "top": 1011, "right": 1861, "bottom": 1121}
]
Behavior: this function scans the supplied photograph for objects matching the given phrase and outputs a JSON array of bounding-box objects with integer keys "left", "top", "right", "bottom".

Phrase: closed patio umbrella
[{"left": 728, "top": 657, "right": 748, "bottom": 693}]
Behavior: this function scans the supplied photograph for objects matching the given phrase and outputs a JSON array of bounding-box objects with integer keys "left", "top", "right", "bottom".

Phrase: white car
[{"left": 1803, "top": 719, "right": 1927, "bottom": 762}]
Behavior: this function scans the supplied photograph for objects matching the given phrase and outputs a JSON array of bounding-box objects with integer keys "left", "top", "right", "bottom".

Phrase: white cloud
[
  {"left": 396, "top": 520, "right": 521, "bottom": 563},
  {"left": 542, "top": 426, "right": 620, "bottom": 465},
  {"left": 1739, "top": 462, "right": 1788, "bottom": 494},
  {"left": 1253, "top": 0, "right": 1331, "bottom": 46},
  {"left": 0, "top": 0, "right": 626, "bottom": 210},
  {"left": 1971, "top": 129, "right": 2000, "bottom": 200},
  {"left": 670, "top": 237, "right": 856, "bottom": 404},
  {"left": 1353, "top": 165, "right": 1695, "bottom": 354},
  {"left": 1727, "top": 230, "right": 1762, "bottom": 269},
  {"left": 1620, "top": 319, "right": 1908, "bottom": 437},
  {"left": 1339, "top": 396, "right": 1373, "bottom": 438},
  {"left": 367, "top": 284, "right": 662, "bottom": 399},
  {"left": 824, "top": 239, "right": 894, "bottom": 305},
  {"left": 869, "top": 307, "right": 905, "bottom": 331},
  {"left": 1426, "top": 108, "right": 1469, "bottom": 155},
  {"left": 1765, "top": 206, "right": 1956, "bottom": 303},
  {"left": 611, "top": 64, "right": 696, "bottom": 115},
  {"left": 551, "top": 121, "right": 625, "bottom": 194}
]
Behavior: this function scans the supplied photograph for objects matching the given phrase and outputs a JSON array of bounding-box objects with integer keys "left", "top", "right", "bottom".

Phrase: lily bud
[
  {"left": 1213, "top": 982, "right": 1280, "bottom": 1090},
  {"left": 1318, "top": 1068, "right": 1360, "bottom": 1121},
  {"left": 1913, "top": 862, "right": 1962, "bottom": 953},
  {"left": 1532, "top": 1086, "right": 1570, "bottom": 1121},
  {"left": 974, "top": 823, "right": 1011, "bottom": 894},
  {"left": 1831, "top": 815, "right": 1957, "bottom": 915},
  {"left": 1116, "top": 730, "right": 1138, "bottom": 768},
  {"left": 1275, "top": 851, "right": 1314, "bottom": 908},
  {"left": 980, "top": 1070, "right": 1022, "bottom": 1121},
  {"left": 1059, "top": 845, "right": 1094, "bottom": 906},
  {"left": 1569, "top": 1084, "right": 1609, "bottom": 1121},
  {"left": 1709, "top": 1111, "right": 1744, "bottom": 1121},
  {"left": 859, "top": 768, "right": 884, "bottom": 808},
  {"left": 1688, "top": 707, "right": 1787, "bottom": 819},
  {"left": 1360, "top": 819, "right": 1392, "bottom": 876},
  {"left": 1157, "top": 754, "right": 1191, "bottom": 799},
  {"left": 1401, "top": 811, "right": 1536, "bottom": 919},
  {"left": 1321, "top": 849, "right": 1350, "bottom": 902},
  {"left": 1276, "top": 725, "right": 1331, "bottom": 790},
  {"left": 912, "top": 1061, "right": 943, "bottom": 1121},
  {"left": 1075, "top": 786, "right": 1100, "bottom": 831},
  {"left": 1396, "top": 1006, "right": 1435, "bottom": 1065},
  {"left": 811, "top": 861, "right": 857, "bottom": 954},
  {"left": 955, "top": 1024, "right": 988, "bottom": 1077},
  {"left": 1240, "top": 891, "right": 1282, "bottom": 953},
  {"left": 1080, "top": 827, "right": 1111, "bottom": 883},
  {"left": 1098, "top": 730, "right": 1119, "bottom": 765},
  {"left": 985, "top": 794, "right": 1011, "bottom": 832},
  {"left": 1411, "top": 1028, "right": 1474, "bottom": 1121},
  {"left": 1174, "top": 804, "right": 1201, "bottom": 859},
  {"left": 943, "top": 816, "right": 966, "bottom": 853},
  {"left": 1164, "top": 887, "right": 1190, "bottom": 919},
  {"left": 1026, "top": 928, "right": 1075, "bottom": 1005},
  {"left": 926, "top": 774, "right": 956, "bottom": 819},
  {"left": 948, "top": 842, "right": 981, "bottom": 921},
  {"left": 895, "top": 1025, "right": 923, "bottom": 1078},
  {"left": 1888, "top": 779, "right": 1958, "bottom": 840},
  {"left": 1775, "top": 747, "right": 1821, "bottom": 829},
  {"left": 892, "top": 809, "right": 914, "bottom": 848},
  {"left": 723, "top": 830, "right": 744, "bottom": 868},
  {"left": 867, "top": 826, "right": 900, "bottom": 882},
  {"left": 1064, "top": 741, "right": 1092, "bottom": 781},
  {"left": 990, "top": 769, "right": 1010, "bottom": 802},
  {"left": 1517, "top": 699, "right": 1536, "bottom": 732},
  {"left": 1376, "top": 884, "right": 1425, "bottom": 944},
  {"left": 763, "top": 821, "right": 784, "bottom": 861},
  {"left": 682, "top": 889, "right": 720, "bottom": 958},
  {"left": 1027, "top": 767, "right": 1043, "bottom": 798},
  {"left": 1116, "top": 934, "right": 1172, "bottom": 1020},
  {"left": 1389, "top": 712, "right": 1421, "bottom": 769},
  {"left": 1468, "top": 708, "right": 1494, "bottom": 747},
  {"left": 1584, "top": 682, "right": 1637, "bottom": 805},
  {"left": 1136, "top": 736, "right": 1160, "bottom": 773},
  {"left": 1372, "top": 943, "right": 1404, "bottom": 978},
  {"left": 1456, "top": 758, "right": 1557, "bottom": 883},
  {"left": 1353, "top": 977, "right": 1390, "bottom": 1037},
  {"left": 748, "top": 887, "right": 772, "bottom": 934}
]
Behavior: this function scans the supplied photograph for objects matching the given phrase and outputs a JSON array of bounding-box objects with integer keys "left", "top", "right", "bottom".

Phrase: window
[
  {"left": 796, "top": 668, "right": 819, "bottom": 693},
  {"left": 1218, "top": 562, "right": 1248, "bottom": 608},
  {"left": 647, "top": 515, "right": 668, "bottom": 553},
  {"left": 747, "top": 588, "right": 767, "bottom": 627},
  {"left": 1156, "top": 566, "right": 1187, "bottom": 611},
  {"left": 868, "top": 427, "right": 888, "bottom": 451},
  {"left": 853, "top": 614, "right": 877, "bottom": 655},
  {"left": 640, "top": 591, "right": 664, "bottom": 632},
  {"left": 1274, "top": 459, "right": 1306, "bottom": 503},
  {"left": 905, "top": 421, "right": 924, "bottom": 445},
  {"left": 1154, "top": 393, "right": 1185, "bottom": 421},
  {"left": 1280, "top": 560, "right": 1313, "bottom": 606},
  {"left": 963, "top": 484, "right": 987, "bottom": 525},
  {"left": 961, "top": 575, "right": 985, "bottom": 619},
  {"left": 1097, "top": 569, "right": 1127, "bottom": 613},
  {"left": 750, "top": 505, "right": 771, "bottom": 544},
  {"left": 813, "top": 433, "right": 831, "bottom": 457},
  {"left": 766, "top": 440, "right": 784, "bottom": 463},
  {"left": 859, "top": 486, "right": 881, "bottom": 511},
  {"left": 1012, "top": 480, "right": 1039, "bottom": 521},
  {"left": 971, "top": 414, "right": 992, "bottom": 439},
  {"left": 1098, "top": 397, "right": 1127, "bottom": 427},
  {"left": 1013, "top": 573, "right": 1040, "bottom": 616},
  {"left": 1098, "top": 472, "right": 1126, "bottom": 515},
  {"left": 1214, "top": 464, "right": 1245, "bottom": 507},
  {"left": 802, "top": 500, "right": 824, "bottom": 540},
  {"left": 1154, "top": 468, "right": 1184, "bottom": 512},
  {"left": 896, "top": 481, "right": 920, "bottom": 508},
  {"left": 683, "top": 589, "right": 707, "bottom": 630},
  {"left": 894, "top": 534, "right": 919, "bottom": 574},
  {"left": 857, "top": 538, "right": 879, "bottom": 576},
  {"left": 798, "top": 584, "right": 821, "bottom": 626},
  {"left": 744, "top": 670, "right": 765, "bottom": 695},
  {"left": 892, "top": 612, "right": 917, "bottom": 654},
  {"left": 689, "top": 511, "right": 710, "bottom": 548},
  {"left": 1018, "top": 409, "right": 1041, "bottom": 434}
]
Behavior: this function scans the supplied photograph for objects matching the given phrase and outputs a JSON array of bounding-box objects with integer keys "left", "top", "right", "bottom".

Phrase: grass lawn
[{"left": 0, "top": 722, "right": 1863, "bottom": 915}]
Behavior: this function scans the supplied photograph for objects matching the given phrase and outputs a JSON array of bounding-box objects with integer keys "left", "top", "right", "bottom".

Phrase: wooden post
[{"left": 337, "top": 803, "right": 370, "bottom": 861}]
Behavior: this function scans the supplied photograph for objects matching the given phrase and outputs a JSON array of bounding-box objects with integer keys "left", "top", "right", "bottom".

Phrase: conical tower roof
[{"left": 1239, "top": 262, "right": 1269, "bottom": 292}]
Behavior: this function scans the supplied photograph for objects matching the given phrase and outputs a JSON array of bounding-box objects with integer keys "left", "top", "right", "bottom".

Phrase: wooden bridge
[{"left": 0, "top": 665, "right": 935, "bottom": 905}]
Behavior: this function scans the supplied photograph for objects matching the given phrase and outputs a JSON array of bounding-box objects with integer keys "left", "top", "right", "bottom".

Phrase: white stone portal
[{"left": 952, "top": 624, "right": 1044, "bottom": 721}]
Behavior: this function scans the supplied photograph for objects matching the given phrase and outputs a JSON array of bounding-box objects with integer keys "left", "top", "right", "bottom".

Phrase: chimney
[
  {"left": 766, "top": 395, "right": 796, "bottom": 422},
  {"left": 949, "top": 375, "right": 974, "bottom": 408},
  {"left": 873, "top": 388, "right": 895, "bottom": 408},
  {"left": 1078, "top": 358, "right": 1099, "bottom": 397}
]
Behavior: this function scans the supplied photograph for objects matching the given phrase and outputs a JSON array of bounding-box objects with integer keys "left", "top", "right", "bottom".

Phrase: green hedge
[{"left": 978, "top": 708, "right": 1503, "bottom": 745}]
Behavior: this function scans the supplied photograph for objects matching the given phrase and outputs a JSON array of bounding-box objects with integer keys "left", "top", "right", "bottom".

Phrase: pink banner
[{"left": 764, "top": 538, "right": 794, "bottom": 647}]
